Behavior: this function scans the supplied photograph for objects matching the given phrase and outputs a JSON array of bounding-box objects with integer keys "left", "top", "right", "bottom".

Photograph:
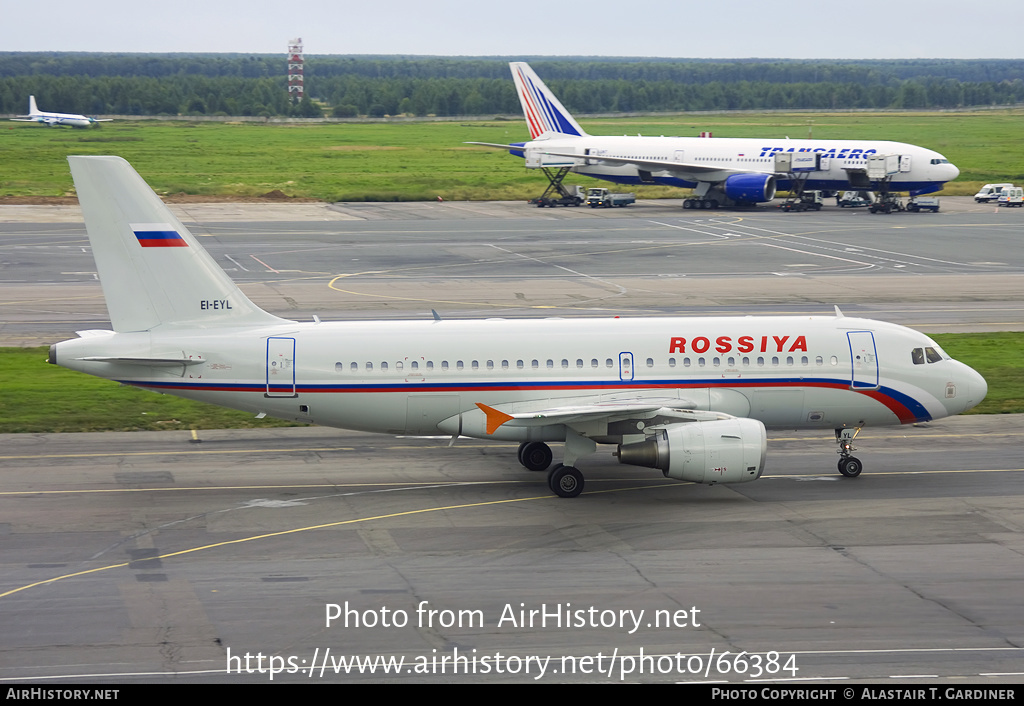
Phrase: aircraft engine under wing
[
  {"left": 617, "top": 418, "right": 767, "bottom": 484},
  {"left": 723, "top": 173, "right": 777, "bottom": 202}
]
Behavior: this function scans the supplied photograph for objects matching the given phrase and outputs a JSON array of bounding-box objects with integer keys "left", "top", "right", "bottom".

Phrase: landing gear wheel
[
  {"left": 838, "top": 457, "right": 863, "bottom": 478},
  {"left": 519, "top": 442, "right": 553, "bottom": 472},
  {"left": 547, "top": 464, "right": 584, "bottom": 498}
]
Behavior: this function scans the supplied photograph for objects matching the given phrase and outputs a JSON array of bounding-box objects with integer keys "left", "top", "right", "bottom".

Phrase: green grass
[
  {"left": 2, "top": 110, "right": 1022, "bottom": 201},
  {"left": 0, "top": 347, "right": 303, "bottom": 433},
  {"left": 1, "top": 333, "right": 1019, "bottom": 433}
]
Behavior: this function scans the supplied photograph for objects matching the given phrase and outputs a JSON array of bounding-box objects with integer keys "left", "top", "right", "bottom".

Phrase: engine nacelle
[
  {"left": 616, "top": 418, "right": 767, "bottom": 484},
  {"left": 723, "top": 173, "right": 776, "bottom": 203}
]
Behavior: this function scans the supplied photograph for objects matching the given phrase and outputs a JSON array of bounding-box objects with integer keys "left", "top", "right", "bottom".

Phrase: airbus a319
[{"left": 50, "top": 156, "right": 986, "bottom": 497}]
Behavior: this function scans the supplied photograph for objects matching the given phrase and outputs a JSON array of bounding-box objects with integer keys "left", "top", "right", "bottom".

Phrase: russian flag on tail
[{"left": 132, "top": 222, "right": 188, "bottom": 248}]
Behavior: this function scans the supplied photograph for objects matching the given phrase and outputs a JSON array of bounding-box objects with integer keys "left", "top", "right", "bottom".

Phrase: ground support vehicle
[
  {"left": 780, "top": 190, "right": 823, "bottom": 212},
  {"left": 906, "top": 197, "right": 940, "bottom": 213},
  {"left": 839, "top": 191, "right": 875, "bottom": 208},
  {"left": 586, "top": 188, "right": 635, "bottom": 208},
  {"left": 529, "top": 170, "right": 583, "bottom": 207},
  {"left": 997, "top": 186, "right": 1023, "bottom": 207},
  {"left": 975, "top": 183, "right": 1013, "bottom": 203}
]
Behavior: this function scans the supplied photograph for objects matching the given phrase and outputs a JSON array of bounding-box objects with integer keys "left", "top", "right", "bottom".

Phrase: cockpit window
[
  {"left": 930, "top": 158, "right": 950, "bottom": 165},
  {"left": 912, "top": 347, "right": 945, "bottom": 365}
]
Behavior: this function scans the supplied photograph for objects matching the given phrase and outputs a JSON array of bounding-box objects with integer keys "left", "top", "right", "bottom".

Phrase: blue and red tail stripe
[{"left": 516, "top": 66, "right": 582, "bottom": 139}]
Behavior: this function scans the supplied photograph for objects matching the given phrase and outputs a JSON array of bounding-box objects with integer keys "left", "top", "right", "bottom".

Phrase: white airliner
[
  {"left": 50, "top": 156, "right": 986, "bottom": 497},
  {"left": 10, "top": 96, "right": 112, "bottom": 128},
  {"left": 470, "top": 62, "right": 960, "bottom": 208}
]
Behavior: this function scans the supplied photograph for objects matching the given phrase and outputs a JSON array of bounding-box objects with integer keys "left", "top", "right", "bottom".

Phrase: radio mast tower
[{"left": 287, "top": 38, "right": 304, "bottom": 104}]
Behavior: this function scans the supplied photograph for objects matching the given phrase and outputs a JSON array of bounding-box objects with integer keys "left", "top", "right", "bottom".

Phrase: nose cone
[
  {"left": 946, "top": 161, "right": 961, "bottom": 181},
  {"left": 953, "top": 361, "right": 987, "bottom": 414}
]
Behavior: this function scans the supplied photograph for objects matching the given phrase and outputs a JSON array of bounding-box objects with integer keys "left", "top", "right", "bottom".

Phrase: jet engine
[
  {"left": 616, "top": 418, "right": 767, "bottom": 484},
  {"left": 723, "top": 173, "right": 777, "bottom": 203}
]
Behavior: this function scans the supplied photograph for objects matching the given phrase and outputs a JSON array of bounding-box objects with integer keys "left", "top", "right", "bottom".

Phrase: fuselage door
[
  {"left": 266, "top": 336, "right": 297, "bottom": 397},
  {"left": 847, "top": 331, "right": 879, "bottom": 390},
  {"left": 900, "top": 155, "right": 912, "bottom": 173},
  {"left": 619, "top": 352, "right": 634, "bottom": 381}
]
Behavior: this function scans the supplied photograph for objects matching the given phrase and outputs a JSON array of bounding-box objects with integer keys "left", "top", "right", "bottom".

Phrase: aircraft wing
[
  {"left": 539, "top": 149, "right": 772, "bottom": 178},
  {"left": 474, "top": 399, "right": 733, "bottom": 435},
  {"left": 464, "top": 141, "right": 524, "bottom": 150}
]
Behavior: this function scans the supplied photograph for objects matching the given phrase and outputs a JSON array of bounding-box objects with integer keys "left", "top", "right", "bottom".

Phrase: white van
[
  {"left": 997, "top": 186, "right": 1023, "bottom": 207},
  {"left": 975, "top": 183, "right": 1013, "bottom": 203}
]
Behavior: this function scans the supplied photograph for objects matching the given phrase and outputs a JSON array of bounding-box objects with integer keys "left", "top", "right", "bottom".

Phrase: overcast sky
[{"left": 2, "top": 0, "right": 1018, "bottom": 59}]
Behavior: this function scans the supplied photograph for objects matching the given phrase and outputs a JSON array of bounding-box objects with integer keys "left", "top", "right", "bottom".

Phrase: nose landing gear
[{"left": 835, "top": 427, "right": 863, "bottom": 477}]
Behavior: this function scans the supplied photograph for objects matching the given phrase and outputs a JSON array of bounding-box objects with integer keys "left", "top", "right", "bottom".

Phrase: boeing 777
[
  {"left": 10, "top": 96, "right": 112, "bottom": 128},
  {"left": 49, "top": 156, "right": 986, "bottom": 497},
  {"left": 469, "top": 62, "right": 959, "bottom": 209}
]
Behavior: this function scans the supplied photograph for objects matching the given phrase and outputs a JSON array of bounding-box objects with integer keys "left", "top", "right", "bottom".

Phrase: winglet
[
  {"left": 834, "top": 305, "right": 845, "bottom": 318},
  {"left": 476, "top": 402, "right": 514, "bottom": 435}
]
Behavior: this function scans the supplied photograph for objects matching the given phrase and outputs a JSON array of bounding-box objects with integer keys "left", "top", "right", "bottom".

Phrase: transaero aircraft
[
  {"left": 10, "top": 96, "right": 112, "bottom": 128},
  {"left": 470, "top": 63, "right": 960, "bottom": 208},
  {"left": 50, "top": 156, "right": 986, "bottom": 497}
]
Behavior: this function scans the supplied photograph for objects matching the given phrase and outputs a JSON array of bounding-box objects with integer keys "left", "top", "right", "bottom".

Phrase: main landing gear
[
  {"left": 516, "top": 441, "right": 588, "bottom": 498},
  {"left": 835, "top": 427, "right": 863, "bottom": 477}
]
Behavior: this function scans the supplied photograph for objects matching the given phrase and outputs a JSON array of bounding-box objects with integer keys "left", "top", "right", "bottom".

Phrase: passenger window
[
  {"left": 351, "top": 362, "right": 358, "bottom": 372},
  {"left": 669, "top": 357, "right": 676, "bottom": 367},
  {"left": 486, "top": 360, "right": 494, "bottom": 370},
  {"left": 561, "top": 359, "right": 569, "bottom": 368},
  {"left": 646, "top": 358, "right": 654, "bottom": 367},
  {"left": 381, "top": 362, "right": 388, "bottom": 371},
  {"left": 366, "top": 362, "right": 373, "bottom": 371},
  {"left": 577, "top": 359, "right": 584, "bottom": 368},
  {"left": 396, "top": 361, "right": 404, "bottom": 371},
  {"left": 457, "top": 360, "right": 464, "bottom": 370},
  {"left": 410, "top": 361, "right": 418, "bottom": 370},
  {"left": 472, "top": 361, "right": 479, "bottom": 370},
  {"left": 441, "top": 361, "right": 448, "bottom": 371},
  {"left": 335, "top": 362, "right": 344, "bottom": 372}
]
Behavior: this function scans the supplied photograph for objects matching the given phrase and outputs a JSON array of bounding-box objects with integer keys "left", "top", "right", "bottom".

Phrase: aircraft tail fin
[
  {"left": 510, "top": 62, "right": 588, "bottom": 140},
  {"left": 68, "top": 156, "right": 289, "bottom": 333},
  {"left": 28, "top": 95, "right": 38, "bottom": 115}
]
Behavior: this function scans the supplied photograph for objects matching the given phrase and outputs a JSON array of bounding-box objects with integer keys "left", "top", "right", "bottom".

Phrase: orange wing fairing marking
[
  {"left": 669, "top": 335, "right": 808, "bottom": 354},
  {"left": 476, "top": 403, "right": 515, "bottom": 435}
]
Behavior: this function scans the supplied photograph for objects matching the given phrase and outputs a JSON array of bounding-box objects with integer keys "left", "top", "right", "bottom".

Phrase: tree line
[{"left": 1, "top": 54, "right": 1022, "bottom": 117}]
